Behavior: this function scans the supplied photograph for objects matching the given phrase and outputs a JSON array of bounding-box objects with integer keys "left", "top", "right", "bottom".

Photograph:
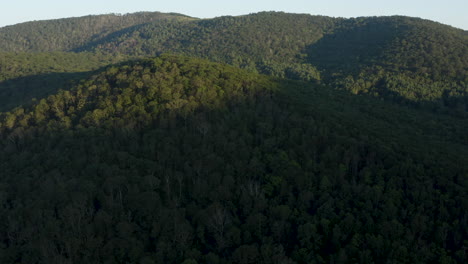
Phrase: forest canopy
[{"left": 0, "top": 11, "right": 467, "bottom": 264}]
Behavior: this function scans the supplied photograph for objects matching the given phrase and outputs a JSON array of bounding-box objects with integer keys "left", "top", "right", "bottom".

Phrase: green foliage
[
  {"left": 2, "top": 12, "right": 467, "bottom": 112},
  {"left": 307, "top": 16, "right": 468, "bottom": 110},
  {"left": 87, "top": 13, "right": 468, "bottom": 112},
  {"left": 0, "top": 12, "right": 194, "bottom": 52},
  {"left": 0, "top": 55, "right": 466, "bottom": 263},
  {"left": 0, "top": 11, "right": 467, "bottom": 264},
  {"left": 0, "top": 51, "right": 129, "bottom": 111}
]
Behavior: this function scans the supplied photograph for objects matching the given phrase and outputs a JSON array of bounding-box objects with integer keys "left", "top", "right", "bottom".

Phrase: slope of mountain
[
  {"left": 308, "top": 16, "right": 468, "bottom": 108},
  {"left": 0, "top": 51, "right": 130, "bottom": 111},
  {"left": 0, "top": 12, "right": 194, "bottom": 52},
  {"left": 77, "top": 12, "right": 468, "bottom": 111},
  {"left": 1, "top": 12, "right": 466, "bottom": 111},
  {"left": 0, "top": 55, "right": 466, "bottom": 264}
]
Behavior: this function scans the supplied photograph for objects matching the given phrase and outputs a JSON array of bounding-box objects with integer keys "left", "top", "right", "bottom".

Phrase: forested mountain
[
  {"left": 0, "top": 12, "right": 193, "bottom": 52},
  {"left": 1, "top": 12, "right": 467, "bottom": 112},
  {"left": 1, "top": 55, "right": 467, "bottom": 264},
  {"left": 0, "top": 11, "right": 467, "bottom": 264},
  {"left": 310, "top": 16, "right": 468, "bottom": 109},
  {"left": 89, "top": 13, "right": 467, "bottom": 110}
]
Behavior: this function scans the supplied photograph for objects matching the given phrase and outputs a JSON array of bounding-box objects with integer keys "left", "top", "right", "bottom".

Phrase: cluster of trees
[
  {"left": 0, "top": 56, "right": 466, "bottom": 263},
  {"left": 334, "top": 69, "right": 467, "bottom": 114}
]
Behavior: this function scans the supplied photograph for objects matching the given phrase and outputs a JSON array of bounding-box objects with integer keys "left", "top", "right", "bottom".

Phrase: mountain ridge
[
  {"left": 0, "top": 11, "right": 195, "bottom": 52},
  {"left": 1, "top": 11, "right": 465, "bottom": 113}
]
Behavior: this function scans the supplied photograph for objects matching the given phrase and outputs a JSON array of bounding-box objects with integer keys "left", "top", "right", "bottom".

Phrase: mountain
[
  {"left": 0, "top": 11, "right": 467, "bottom": 264},
  {"left": 87, "top": 13, "right": 467, "bottom": 111},
  {"left": 1, "top": 12, "right": 467, "bottom": 112},
  {"left": 0, "top": 12, "right": 193, "bottom": 52}
]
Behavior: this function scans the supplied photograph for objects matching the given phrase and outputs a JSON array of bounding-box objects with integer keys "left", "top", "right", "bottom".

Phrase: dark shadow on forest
[
  {"left": 371, "top": 87, "right": 468, "bottom": 117},
  {"left": 0, "top": 71, "right": 95, "bottom": 112},
  {"left": 0, "top": 58, "right": 144, "bottom": 112},
  {"left": 303, "top": 31, "right": 468, "bottom": 118},
  {"left": 304, "top": 20, "right": 398, "bottom": 75},
  {"left": 72, "top": 23, "right": 152, "bottom": 53}
]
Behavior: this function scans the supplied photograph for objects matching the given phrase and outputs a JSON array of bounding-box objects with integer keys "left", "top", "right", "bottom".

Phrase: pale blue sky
[{"left": 0, "top": 0, "right": 467, "bottom": 30}]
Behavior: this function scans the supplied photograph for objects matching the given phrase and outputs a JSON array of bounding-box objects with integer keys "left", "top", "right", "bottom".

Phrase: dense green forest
[
  {"left": 0, "top": 11, "right": 467, "bottom": 264},
  {"left": 1, "top": 55, "right": 467, "bottom": 264},
  {"left": 1, "top": 12, "right": 467, "bottom": 112},
  {"left": 0, "top": 12, "right": 193, "bottom": 52}
]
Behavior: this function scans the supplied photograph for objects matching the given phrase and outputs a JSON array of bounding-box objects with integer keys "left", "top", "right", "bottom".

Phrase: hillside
[
  {"left": 308, "top": 16, "right": 468, "bottom": 109},
  {"left": 0, "top": 51, "right": 130, "bottom": 111},
  {"left": 0, "top": 55, "right": 467, "bottom": 264},
  {"left": 1, "top": 12, "right": 466, "bottom": 112},
  {"left": 0, "top": 12, "right": 194, "bottom": 52}
]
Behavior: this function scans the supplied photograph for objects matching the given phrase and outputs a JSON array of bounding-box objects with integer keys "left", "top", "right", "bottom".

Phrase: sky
[{"left": 0, "top": 0, "right": 467, "bottom": 30}]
